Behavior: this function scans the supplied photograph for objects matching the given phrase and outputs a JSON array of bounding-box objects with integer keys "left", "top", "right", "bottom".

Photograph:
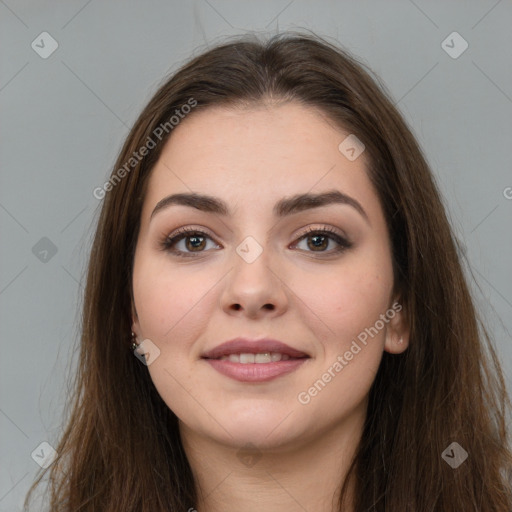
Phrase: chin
[{"left": 214, "top": 408, "right": 309, "bottom": 450}]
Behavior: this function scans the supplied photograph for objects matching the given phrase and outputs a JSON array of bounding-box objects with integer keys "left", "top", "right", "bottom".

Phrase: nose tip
[{"left": 221, "top": 243, "right": 289, "bottom": 319}]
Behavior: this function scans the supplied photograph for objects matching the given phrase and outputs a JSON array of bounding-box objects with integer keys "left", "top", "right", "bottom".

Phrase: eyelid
[
  {"left": 167, "top": 224, "right": 218, "bottom": 241},
  {"left": 292, "top": 224, "right": 348, "bottom": 241}
]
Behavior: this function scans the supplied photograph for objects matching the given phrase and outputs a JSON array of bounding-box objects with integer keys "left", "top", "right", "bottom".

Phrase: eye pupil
[
  {"left": 308, "top": 234, "right": 328, "bottom": 251},
  {"left": 186, "top": 235, "right": 206, "bottom": 251}
]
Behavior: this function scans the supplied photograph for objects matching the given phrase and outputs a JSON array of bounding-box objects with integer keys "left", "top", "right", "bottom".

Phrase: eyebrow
[{"left": 150, "top": 190, "right": 369, "bottom": 224}]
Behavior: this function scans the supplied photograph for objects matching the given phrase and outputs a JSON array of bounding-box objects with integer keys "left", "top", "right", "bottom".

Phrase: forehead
[{"left": 141, "top": 102, "right": 380, "bottom": 221}]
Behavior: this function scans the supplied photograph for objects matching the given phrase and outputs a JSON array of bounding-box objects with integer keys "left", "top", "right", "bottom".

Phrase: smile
[{"left": 216, "top": 352, "right": 294, "bottom": 363}]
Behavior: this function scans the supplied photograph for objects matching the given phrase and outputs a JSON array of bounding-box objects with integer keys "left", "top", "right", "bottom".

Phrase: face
[{"left": 131, "top": 102, "right": 408, "bottom": 450}]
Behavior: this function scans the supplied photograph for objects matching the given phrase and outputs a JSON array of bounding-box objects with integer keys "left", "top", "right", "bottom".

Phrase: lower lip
[{"left": 204, "top": 358, "right": 308, "bottom": 382}]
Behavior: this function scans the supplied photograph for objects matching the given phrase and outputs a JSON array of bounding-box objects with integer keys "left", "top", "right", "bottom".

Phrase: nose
[{"left": 221, "top": 245, "right": 289, "bottom": 319}]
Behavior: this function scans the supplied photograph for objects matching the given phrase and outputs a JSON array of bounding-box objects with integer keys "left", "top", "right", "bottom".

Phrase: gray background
[{"left": 1, "top": 0, "right": 511, "bottom": 509}]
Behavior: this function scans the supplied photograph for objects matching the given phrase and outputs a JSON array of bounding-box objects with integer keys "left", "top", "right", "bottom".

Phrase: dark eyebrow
[
  {"left": 150, "top": 190, "right": 369, "bottom": 224},
  {"left": 274, "top": 190, "right": 369, "bottom": 223}
]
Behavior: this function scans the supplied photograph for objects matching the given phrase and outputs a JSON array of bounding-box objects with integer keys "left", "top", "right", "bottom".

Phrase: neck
[{"left": 179, "top": 410, "right": 364, "bottom": 512}]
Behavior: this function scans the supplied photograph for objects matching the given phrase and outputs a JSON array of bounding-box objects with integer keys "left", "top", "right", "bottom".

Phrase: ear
[
  {"left": 130, "top": 297, "right": 141, "bottom": 339},
  {"left": 383, "top": 298, "right": 409, "bottom": 355}
]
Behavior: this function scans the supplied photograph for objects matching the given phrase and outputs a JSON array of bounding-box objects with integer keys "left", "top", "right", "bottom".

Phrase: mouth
[
  {"left": 201, "top": 337, "right": 310, "bottom": 360},
  {"left": 201, "top": 337, "right": 310, "bottom": 382},
  {"left": 209, "top": 352, "right": 305, "bottom": 363}
]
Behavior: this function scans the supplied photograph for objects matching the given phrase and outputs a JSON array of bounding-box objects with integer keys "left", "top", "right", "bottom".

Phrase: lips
[{"left": 201, "top": 337, "right": 310, "bottom": 360}]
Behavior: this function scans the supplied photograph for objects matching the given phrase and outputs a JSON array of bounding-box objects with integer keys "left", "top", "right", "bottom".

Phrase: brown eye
[
  {"left": 182, "top": 234, "right": 207, "bottom": 252},
  {"left": 293, "top": 228, "right": 352, "bottom": 255},
  {"left": 305, "top": 233, "right": 329, "bottom": 251},
  {"left": 161, "top": 228, "right": 220, "bottom": 257}
]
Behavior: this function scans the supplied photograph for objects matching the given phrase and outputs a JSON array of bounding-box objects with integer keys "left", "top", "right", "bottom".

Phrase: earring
[
  {"left": 131, "top": 331, "right": 139, "bottom": 351},
  {"left": 397, "top": 336, "right": 404, "bottom": 344}
]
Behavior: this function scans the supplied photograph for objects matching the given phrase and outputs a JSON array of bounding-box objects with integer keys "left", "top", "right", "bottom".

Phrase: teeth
[
  {"left": 240, "top": 353, "right": 255, "bottom": 363},
  {"left": 255, "top": 353, "right": 271, "bottom": 363},
  {"left": 218, "top": 352, "right": 292, "bottom": 363}
]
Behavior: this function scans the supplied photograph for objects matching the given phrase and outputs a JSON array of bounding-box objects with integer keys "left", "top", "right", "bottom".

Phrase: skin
[{"left": 131, "top": 101, "right": 409, "bottom": 512}]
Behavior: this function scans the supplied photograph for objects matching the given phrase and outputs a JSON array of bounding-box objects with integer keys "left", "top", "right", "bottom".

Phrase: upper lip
[{"left": 202, "top": 337, "right": 310, "bottom": 359}]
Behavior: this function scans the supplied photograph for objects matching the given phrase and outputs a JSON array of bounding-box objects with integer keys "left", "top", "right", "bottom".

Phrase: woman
[{"left": 25, "top": 32, "right": 512, "bottom": 511}]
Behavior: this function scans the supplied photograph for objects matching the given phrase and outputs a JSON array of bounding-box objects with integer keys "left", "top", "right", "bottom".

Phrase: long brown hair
[{"left": 25, "top": 32, "right": 512, "bottom": 511}]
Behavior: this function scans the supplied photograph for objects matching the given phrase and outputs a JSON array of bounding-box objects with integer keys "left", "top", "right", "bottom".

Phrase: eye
[
  {"left": 160, "top": 227, "right": 220, "bottom": 258},
  {"left": 291, "top": 226, "right": 352, "bottom": 255},
  {"left": 160, "top": 225, "right": 352, "bottom": 258}
]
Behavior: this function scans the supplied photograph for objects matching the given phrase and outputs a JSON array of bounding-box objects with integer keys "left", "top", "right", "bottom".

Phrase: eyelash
[{"left": 160, "top": 225, "right": 352, "bottom": 258}]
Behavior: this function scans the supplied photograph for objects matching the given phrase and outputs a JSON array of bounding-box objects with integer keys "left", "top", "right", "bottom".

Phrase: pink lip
[
  {"left": 201, "top": 337, "right": 310, "bottom": 382},
  {"left": 201, "top": 337, "right": 309, "bottom": 359},
  {"left": 205, "top": 358, "right": 308, "bottom": 382}
]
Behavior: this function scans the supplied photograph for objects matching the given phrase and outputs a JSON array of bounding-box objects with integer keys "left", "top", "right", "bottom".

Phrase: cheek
[
  {"left": 132, "top": 258, "right": 215, "bottom": 413},
  {"left": 294, "top": 265, "right": 392, "bottom": 412},
  {"left": 294, "top": 253, "right": 393, "bottom": 340},
  {"left": 310, "top": 274, "right": 377, "bottom": 316},
  {"left": 132, "top": 254, "right": 216, "bottom": 343}
]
